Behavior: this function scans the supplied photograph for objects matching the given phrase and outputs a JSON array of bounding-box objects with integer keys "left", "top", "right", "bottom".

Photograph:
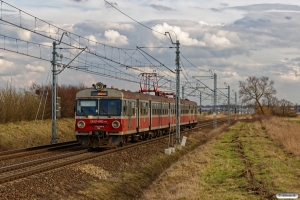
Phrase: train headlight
[
  {"left": 77, "top": 121, "right": 85, "bottom": 128},
  {"left": 112, "top": 120, "right": 120, "bottom": 128}
]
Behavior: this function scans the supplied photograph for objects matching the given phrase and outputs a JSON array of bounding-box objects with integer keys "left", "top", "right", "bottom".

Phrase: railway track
[
  {"left": 0, "top": 140, "right": 80, "bottom": 160},
  {"left": 0, "top": 118, "right": 233, "bottom": 184}
]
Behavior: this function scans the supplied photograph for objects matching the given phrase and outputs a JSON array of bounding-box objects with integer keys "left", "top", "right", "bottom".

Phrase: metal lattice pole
[
  {"left": 213, "top": 73, "right": 217, "bottom": 129},
  {"left": 51, "top": 41, "right": 57, "bottom": 144},
  {"left": 228, "top": 85, "right": 230, "bottom": 124}
]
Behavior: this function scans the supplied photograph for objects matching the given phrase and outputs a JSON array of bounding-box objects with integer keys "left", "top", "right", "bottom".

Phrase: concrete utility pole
[
  {"left": 199, "top": 92, "right": 202, "bottom": 120},
  {"left": 213, "top": 73, "right": 217, "bottom": 129},
  {"left": 51, "top": 41, "right": 58, "bottom": 144},
  {"left": 175, "top": 39, "right": 181, "bottom": 146},
  {"left": 228, "top": 85, "right": 230, "bottom": 124},
  {"left": 165, "top": 32, "right": 181, "bottom": 147},
  {"left": 182, "top": 86, "right": 184, "bottom": 100},
  {"left": 235, "top": 92, "right": 237, "bottom": 120},
  {"left": 51, "top": 32, "right": 69, "bottom": 144}
]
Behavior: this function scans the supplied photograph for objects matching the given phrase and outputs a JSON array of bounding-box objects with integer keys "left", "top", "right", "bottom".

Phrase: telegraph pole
[
  {"left": 213, "top": 73, "right": 217, "bottom": 129},
  {"left": 228, "top": 85, "right": 230, "bottom": 124}
]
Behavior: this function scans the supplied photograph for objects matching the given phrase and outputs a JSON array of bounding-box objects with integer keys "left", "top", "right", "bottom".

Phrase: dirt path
[{"left": 141, "top": 121, "right": 300, "bottom": 200}]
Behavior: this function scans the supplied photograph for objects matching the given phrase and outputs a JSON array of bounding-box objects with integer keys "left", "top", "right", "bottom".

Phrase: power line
[
  {"left": 136, "top": 49, "right": 174, "bottom": 79},
  {"left": 0, "top": 1, "right": 136, "bottom": 50},
  {"left": 0, "top": 33, "right": 141, "bottom": 83},
  {"left": 180, "top": 53, "right": 209, "bottom": 72},
  {"left": 103, "top": 0, "right": 166, "bottom": 36},
  {"left": 137, "top": 47, "right": 175, "bottom": 74}
]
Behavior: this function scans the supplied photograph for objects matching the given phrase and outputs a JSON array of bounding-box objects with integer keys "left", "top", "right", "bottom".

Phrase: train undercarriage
[{"left": 76, "top": 123, "right": 197, "bottom": 148}]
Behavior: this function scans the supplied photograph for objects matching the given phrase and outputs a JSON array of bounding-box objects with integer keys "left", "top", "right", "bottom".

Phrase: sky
[{"left": 1, "top": 0, "right": 300, "bottom": 105}]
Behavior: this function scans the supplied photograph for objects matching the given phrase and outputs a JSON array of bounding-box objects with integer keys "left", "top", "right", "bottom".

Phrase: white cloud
[
  {"left": 0, "top": 59, "right": 19, "bottom": 75},
  {"left": 25, "top": 64, "right": 45, "bottom": 72},
  {"left": 102, "top": 22, "right": 134, "bottom": 30},
  {"left": 151, "top": 22, "right": 239, "bottom": 49},
  {"left": 17, "top": 30, "right": 31, "bottom": 41},
  {"left": 104, "top": 30, "right": 128, "bottom": 45},
  {"left": 199, "top": 21, "right": 224, "bottom": 26},
  {"left": 152, "top": 23, "right": 206, "bottom": 46},
  {"left": 202, "top": 32, "right": 232, "bottom": 48},
  {"left": 40, "top": 42, "right": 53, "bottom": 46},
  {"left": 1, "top": 72, "right": 41, "bottom": 87},
  {"left": 86, "top": 35, "right": 98, "bottom": 43}
]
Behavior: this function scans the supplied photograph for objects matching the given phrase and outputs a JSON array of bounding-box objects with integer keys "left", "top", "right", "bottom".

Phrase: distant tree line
[
  {"left": 239, "top": 76, "right": 296, "bottom": 117},
  {"left": 0, "top": 81, "right": 85, "bottom": 124}
]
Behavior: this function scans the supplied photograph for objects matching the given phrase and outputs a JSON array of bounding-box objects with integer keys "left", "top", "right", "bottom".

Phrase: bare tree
[
  {"left": 276, "top": 99, "right": 294, "bottom": 116},
  {"left": 239, "top": 76, "right": 276, "bottom": 115}
]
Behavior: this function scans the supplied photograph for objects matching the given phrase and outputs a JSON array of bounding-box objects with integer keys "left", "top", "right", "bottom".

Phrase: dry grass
[
  {"left": 0, "top": 118, "right": 75, "bottom": 150},
  {"left": 141, "top": 126, "right": 235, "bottom": 200},
  {"left": 262, "top": 116, "right": 300, "bottom": 156},
  {"left": 0, "top": 82, "right": 43, "bottom": 123},
  {"left": 141, "top": 121, "right": 300, "bottom": 200}
]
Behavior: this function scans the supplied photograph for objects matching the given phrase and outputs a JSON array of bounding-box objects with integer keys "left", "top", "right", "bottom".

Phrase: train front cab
[{"left": 75, "top": 88, "right": 125, "bottom": 148}]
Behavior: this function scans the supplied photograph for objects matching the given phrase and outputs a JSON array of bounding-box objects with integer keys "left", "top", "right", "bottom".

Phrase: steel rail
[
  {"left": 0, "top": 141, "right": 80, "bottom": 161},
  {"left": 0, "top": 140, "right": 78, "bottom": 156}
]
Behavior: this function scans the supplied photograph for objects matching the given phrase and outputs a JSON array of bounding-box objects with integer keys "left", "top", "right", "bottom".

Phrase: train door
[
  {"left": 136, "top": 99, "right": 140, "bottom": 132},
  {"left": 189, "top": 105, "right": 191, "bottom": 122},
  {"left": 168, "top": 103, "right": 171, "bottom": 128},
  {"left": 132, "top": 101, "right": 136, "bottom": 130},
  {"left": 145, "top": 101, "right": 149, "bottom": 131},
  {"left": 127, "top": 100, "right": 131, "bottom": 130},
  {"left": 149, "top": 101, "right": 152, "bottom": 129},
  {"left": 159, "top": 101, "right": 162, "bottom": 128}
]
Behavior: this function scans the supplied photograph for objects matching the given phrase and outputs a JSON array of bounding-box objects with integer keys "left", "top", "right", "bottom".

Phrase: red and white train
[{"left": 75, "top": 82, "right": 198, "bottom": 148}]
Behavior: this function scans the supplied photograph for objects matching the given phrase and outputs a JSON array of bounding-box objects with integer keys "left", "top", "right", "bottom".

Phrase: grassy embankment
[
  {"left": 141, "top": 117, "right": 300, "bottom": 200},
  {"left": 70, "top": 124, "right": 229, "bottom": 200},
  {"left": 0, "top": 118, "right": 75, "bottom": 150}
]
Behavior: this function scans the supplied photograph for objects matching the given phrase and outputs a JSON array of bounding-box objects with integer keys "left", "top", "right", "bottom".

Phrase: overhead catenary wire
[
  {"left": 0, "top": 1, "right": 136, "bottom": 50},
  {"left": 0, "top": 0, "right": 229, "bottom": 107},
  {"left": 0, "top": 0, "right": 214, "bottom": 88},
  {"left": 180, "top": 53, "right": 210, "bottom": 72},
  {"left": 103, "top": 0, "right": 166, "bottom": 36},
  {"left": 137, "top": 47, "right": 175, "bottom": 74},
  {"left": 0, "top": 1, "right": 152, "bottom": 83},
  {"left": 0, "top": 32, "right": 141, "bottom": 82}
]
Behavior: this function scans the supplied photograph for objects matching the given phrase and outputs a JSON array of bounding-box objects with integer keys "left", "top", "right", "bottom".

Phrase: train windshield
[
  {"left": 76, "top": 99, "right": 98, "bottom": 116},
  {"left": 100, "top": 99, "right": 121, "bottom": 116}
]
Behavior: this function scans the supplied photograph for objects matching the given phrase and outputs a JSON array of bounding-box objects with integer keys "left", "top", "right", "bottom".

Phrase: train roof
[{"left": 76, "top": 87, "right": 196, "bottom": 105}]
